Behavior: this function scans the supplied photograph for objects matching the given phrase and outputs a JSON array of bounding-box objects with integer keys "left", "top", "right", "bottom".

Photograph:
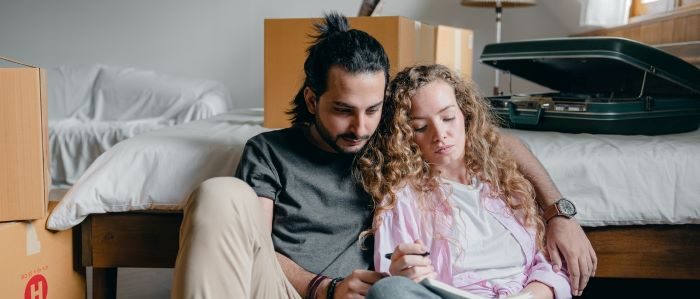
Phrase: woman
[{"left": 356, "top": 64, "right": 571, "bottom": 299}]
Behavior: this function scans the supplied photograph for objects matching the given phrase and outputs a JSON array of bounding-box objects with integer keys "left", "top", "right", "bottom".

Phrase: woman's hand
[{"left": 387, "top": 240, "right": 436, "bottom": 282}]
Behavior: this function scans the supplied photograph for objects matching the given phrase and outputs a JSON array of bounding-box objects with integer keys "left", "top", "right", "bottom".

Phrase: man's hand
[
  {"left": 387, "top": 240, "right": 436, "bottom": 282},
  {"left": 546, "top": 217, "right": 597, "bottom": 297},
  {"left": 332, "top": 270, "right": 384, "bottom": 299}
]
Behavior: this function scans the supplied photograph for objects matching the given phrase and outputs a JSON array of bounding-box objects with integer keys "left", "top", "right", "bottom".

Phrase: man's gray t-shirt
[{"left": 235, "top": 126, "right": 374, "bottom": 277}]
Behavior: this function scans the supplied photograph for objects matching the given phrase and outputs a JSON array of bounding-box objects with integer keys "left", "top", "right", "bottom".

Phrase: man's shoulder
[
  {"left": 237, "top": 127, "right": 303, "bottom": 175},
  {"left": 247, "top": 127, "right": 301, "bottom": 146}
]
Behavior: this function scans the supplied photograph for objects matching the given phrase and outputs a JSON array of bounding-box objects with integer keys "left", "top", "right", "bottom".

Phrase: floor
[
  {"left": 578, "top": 277, "right": 696, "bottom": 298},
  {"left": 86, "top": 268, "right": 173, "bottom": 299},
  {"left": 87, "top": 271, "right": 697, "bottom": 298}
]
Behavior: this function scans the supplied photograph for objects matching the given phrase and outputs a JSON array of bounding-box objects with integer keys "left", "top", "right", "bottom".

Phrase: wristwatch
[{"left": 544, "top": 198, "right": 577, "bottom": 222}]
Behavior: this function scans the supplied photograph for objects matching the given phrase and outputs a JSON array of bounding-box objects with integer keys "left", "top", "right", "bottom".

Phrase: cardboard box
[
  {"left": 434, "top": 25, "right": 474, "bottom": 82},
  {"left": 681, "top": 0, "right": 700, "bottom": 8},
  {"left": 0, "top": 57, "right": 49, "bottom": 222},
  {"left": 0, "top": 202, "right": 86, "bottom": 298},
  {"left": 264, "top": 16, "right": 473, "bottom": 128}
]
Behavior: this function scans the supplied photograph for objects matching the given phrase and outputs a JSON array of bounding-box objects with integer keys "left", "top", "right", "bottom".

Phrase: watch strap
[{"left": 543, "top": 201, "right": 560, "bottom": 222}]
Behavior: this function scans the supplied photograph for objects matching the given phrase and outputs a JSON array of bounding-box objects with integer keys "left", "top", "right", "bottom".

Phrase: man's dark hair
[{"left": 287, "top": 12, "right": 390, "bottom": 126}]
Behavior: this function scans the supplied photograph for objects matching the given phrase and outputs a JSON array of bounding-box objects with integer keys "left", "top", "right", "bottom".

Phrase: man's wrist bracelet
[
  {"left": 326, "top": 277, "right": 344, "bottom": 299},
  {"left": 307, "top": 273, "right": 329, "bottom": 299}
]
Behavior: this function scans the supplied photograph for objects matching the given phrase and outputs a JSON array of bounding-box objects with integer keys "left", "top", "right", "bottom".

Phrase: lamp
[
  {"left": 358, "top": 0, "right": 384, "bottom": 16},
  {"left": 461, "top": 0, "right": 536, "bottom": 95}
]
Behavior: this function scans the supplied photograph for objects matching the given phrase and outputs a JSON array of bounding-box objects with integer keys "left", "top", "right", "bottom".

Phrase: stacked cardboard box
[
  {"left": 264, "top": 16, "right": 473, "bottom": 128},
  {"left": 1, "top": 58, "right": 85, "bottom": 298},
  {"left": 0, "top": 202, "right": 86, "bottom": 298},
  {"left": 0, "top": 59, "right": 49, "bottom": 222}
]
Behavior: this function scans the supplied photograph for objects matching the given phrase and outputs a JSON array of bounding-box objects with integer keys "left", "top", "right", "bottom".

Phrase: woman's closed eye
[{"left": 412, "top": 122, "right": 427, "bottom": 132}]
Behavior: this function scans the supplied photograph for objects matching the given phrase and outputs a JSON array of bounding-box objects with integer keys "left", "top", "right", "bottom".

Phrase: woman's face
[{"left": 408, "top": 80, "right": 466, "bottom": 170}]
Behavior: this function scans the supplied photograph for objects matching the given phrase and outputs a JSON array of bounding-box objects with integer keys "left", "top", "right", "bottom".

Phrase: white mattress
[{"left": 506, "top": 128, "right": 700, "bottom": 227}]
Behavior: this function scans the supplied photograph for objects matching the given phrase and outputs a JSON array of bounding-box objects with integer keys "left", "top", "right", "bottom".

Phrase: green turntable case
[{"left": 481, "top": 37, "right": 700, "bottom": 135}]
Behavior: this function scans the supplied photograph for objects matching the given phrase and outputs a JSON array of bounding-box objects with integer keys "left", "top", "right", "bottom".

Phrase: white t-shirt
[{"left": 446, "top": 179, "right": 526, "bottom": 282}]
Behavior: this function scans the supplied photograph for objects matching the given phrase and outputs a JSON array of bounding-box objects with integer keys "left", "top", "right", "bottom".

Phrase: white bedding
[
  {"left": 48, "top": 64, "right": 235, "bottom": 187},
  {"left": 49, "top": 118, "right": 173, "bottom": 187},
  {"left": 507, "top": 128, "right": 700, "bottom": 227},
  {"left": 48, "top": 114, "right": 700, "bottom": 230},
  {"left": 47, "top": 110, "right": 268, "bottom": 230}
]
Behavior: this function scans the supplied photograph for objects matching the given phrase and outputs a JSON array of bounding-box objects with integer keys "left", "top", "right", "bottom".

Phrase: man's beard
[{"left": 314, "top": 114, "right": 370, "bottom": 155}]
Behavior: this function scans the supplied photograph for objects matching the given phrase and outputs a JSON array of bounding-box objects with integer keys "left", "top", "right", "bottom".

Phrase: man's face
[{"left": 305, "top": 66, "right": 385, "bottom": 154}]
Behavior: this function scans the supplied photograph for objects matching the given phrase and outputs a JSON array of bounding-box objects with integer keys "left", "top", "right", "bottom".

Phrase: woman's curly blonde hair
[{"left": 355, "top": 64, "right": 545, "bottom": 249}]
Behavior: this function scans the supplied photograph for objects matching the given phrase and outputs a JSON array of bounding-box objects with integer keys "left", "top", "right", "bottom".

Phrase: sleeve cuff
[{"left": 526, "top": 270, "right": 572, "bottom": 299}]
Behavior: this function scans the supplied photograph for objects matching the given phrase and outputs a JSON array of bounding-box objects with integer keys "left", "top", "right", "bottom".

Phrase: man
[{"left": 172, "top": 13, "right": 595, "bottom": 299}]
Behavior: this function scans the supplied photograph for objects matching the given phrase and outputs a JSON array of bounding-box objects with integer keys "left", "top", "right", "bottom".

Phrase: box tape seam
[{"left": 25, "top": 222, "right": 41, "bottom": 256}]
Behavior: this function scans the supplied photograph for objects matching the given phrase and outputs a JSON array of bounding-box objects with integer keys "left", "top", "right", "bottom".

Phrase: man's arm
[
  {"left": 499, "top": 131, "right": 597, "bottom": 297},
  {"left": 498, "top": 132, "right": 562, "bottom": 205},
  {"left": 260, "top": 197, "right": 383, "bottom": 299}
]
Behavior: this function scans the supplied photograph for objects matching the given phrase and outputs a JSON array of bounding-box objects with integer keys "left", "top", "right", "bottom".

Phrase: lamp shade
[{"left": 461, "top": 0, "right": 536, "bottom": 8}]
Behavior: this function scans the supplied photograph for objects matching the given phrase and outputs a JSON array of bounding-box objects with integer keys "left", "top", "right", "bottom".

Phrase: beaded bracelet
[
  {"left": 306, "top": 273, "right": 329, "bottom": 299},
  {"left": 326, "top": 277, "right": 345, "bottom": 299}
]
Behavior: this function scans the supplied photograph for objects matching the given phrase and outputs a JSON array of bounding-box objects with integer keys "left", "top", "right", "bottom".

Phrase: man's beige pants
[{"left": 171, "top": 177, "right": 301, "bottom": 299}]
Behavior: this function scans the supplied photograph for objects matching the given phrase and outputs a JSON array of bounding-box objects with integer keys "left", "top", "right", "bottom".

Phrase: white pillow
[{"left": 47, "top": 110, "right": 271, "bottom": 230}]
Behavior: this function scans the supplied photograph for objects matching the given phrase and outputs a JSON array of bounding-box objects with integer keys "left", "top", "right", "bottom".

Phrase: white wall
[{"left": 0, "top": 0, "right": 570, "bottom": 108}]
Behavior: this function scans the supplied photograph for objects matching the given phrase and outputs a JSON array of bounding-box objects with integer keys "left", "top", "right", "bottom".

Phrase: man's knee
[
  {"left": 198, "top": 177, "right": 254, "bottom": 196},
  {"left": 367, "top": 276, "right": 439, "bottom": 299},
  {"left": 186, "top": 177, "right": 258, "bottom": 220}
]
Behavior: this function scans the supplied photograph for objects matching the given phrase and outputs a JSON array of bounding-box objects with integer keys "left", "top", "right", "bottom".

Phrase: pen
[{"left": 384, "top": 252, "right": 430, "bottom": 259}]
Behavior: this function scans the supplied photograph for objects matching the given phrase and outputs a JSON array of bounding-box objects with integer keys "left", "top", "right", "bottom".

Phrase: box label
[{"left": 24, "top": 273, "right": 48, "bottom": 299}]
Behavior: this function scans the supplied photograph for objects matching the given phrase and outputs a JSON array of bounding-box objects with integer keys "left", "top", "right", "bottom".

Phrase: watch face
[{"left": 558, "top": 199, "right": 576, "bottom": 216}]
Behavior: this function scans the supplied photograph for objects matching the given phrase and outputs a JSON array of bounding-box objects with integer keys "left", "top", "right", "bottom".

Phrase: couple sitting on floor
[{"left": 171, "top": 12, "right": 595, "bottom": 299}]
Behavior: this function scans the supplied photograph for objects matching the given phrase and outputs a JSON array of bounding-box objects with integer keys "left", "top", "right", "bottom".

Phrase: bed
[{"left": 47, "top": 109, "right": 700, "bottom": 298}]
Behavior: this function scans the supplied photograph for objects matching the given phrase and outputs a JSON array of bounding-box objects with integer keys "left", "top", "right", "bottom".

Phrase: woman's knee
[{"left": 367, "top": 276, "right": 438, "bottom": 299}]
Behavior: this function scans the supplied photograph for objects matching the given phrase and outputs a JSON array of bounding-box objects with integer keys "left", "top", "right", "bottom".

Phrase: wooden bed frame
[{"left": 75, "top": 211, "right": 700, "bottom": 299}]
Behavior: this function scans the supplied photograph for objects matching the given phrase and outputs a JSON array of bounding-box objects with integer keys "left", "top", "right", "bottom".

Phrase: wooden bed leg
[{"left": 92, "top": 267, "right": 117, "bottom": 299}]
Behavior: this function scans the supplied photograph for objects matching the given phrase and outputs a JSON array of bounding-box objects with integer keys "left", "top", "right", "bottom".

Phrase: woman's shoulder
[
  {"left": 391, "top": 180, "right": 452, "bottom": 212},
  {"left": 387, "top": 182, "right": 418, "bottom": 205},
  {"left": 392, "top": 180, "right": 444, "bottom": 199},
  {"left": 380, "top": 181, "right": 433, "bottom": 210}
]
